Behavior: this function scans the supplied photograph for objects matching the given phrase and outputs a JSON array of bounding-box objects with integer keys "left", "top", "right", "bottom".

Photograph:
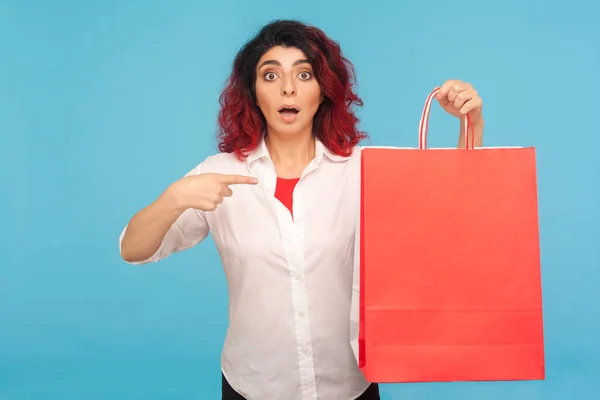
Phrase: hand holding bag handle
[{"left": 419, "top": 87, "right": 474, "bottom": 150}]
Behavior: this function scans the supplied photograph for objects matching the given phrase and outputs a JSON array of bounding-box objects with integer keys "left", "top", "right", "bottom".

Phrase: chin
[
  {"left": 271, "top": 120, "right": 312, "bottom": 137},
  {"left": 278, "top": 126, "right": 306, "bottom": 136}
]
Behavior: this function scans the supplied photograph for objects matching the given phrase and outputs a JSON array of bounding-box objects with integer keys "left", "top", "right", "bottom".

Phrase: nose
[{"left": 281, "top": 77, "right": 296, "bottom": 96}]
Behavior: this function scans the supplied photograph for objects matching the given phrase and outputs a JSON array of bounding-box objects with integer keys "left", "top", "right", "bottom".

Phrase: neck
[{"left": 265, "top": 128, "right": 315, "bottom": 179}]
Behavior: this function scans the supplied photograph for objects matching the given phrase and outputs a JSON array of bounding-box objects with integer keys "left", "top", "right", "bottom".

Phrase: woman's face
[{"left": 254, "top": 46, "right": 322, "bottom": 138}]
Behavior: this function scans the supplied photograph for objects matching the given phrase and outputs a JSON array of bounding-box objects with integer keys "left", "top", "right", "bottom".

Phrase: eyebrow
[{"left": 258, "top": 59, "right": 311, "bottom": 69}]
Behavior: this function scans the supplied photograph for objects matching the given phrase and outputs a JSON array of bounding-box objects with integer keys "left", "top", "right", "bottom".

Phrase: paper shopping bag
[{"left": 350, "top": 88, "right": 545, "bottom": 383}]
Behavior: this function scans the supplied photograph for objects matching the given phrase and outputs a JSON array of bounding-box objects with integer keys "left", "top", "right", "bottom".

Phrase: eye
[
  {"left": 264, "top": 72, "right": 278, "bottom": 81},
  {"left": 298, "top": 71, "right": 312, "bottom": 80}
]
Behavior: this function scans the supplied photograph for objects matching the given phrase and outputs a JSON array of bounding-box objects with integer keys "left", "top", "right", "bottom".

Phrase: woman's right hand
[{"left": 168, "top": 173, "right": 258, "bottom": 212}]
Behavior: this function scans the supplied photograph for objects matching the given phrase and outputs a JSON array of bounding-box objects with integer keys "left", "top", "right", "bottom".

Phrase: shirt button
[{"left": 298, "top": 311, "right": 304, "bottom": 317}]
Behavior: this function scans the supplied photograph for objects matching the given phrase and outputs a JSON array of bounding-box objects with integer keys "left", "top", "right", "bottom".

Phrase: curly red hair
[{"left": 216, "top": 20, "right": 367, "bottom": 159}]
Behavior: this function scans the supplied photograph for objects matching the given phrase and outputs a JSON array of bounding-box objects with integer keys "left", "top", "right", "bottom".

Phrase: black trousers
[{"left": 222, "top": 373, "right": 380, "bottom": 400}]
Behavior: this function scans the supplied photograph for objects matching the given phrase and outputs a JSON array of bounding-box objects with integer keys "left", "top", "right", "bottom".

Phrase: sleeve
[{"left": 119, "top": 162, "right": 210, "bottom": 265}]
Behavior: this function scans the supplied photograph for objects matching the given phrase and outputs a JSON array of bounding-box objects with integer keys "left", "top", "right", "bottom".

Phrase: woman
[{"left": 119, "top": 19, "right": 484, "bottom": 400}]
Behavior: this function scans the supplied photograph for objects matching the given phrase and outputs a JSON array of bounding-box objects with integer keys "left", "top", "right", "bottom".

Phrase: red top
[{"left": 275, "top": 177, "right": 300, "bottom": 217}]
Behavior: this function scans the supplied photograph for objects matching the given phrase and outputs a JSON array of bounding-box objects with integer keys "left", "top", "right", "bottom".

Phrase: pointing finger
[{"left": 219, "top": 174, "right": 259, "bottom": 185}]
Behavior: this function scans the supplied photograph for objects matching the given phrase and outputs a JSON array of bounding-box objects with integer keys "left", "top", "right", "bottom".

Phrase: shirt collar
[{"left": 245, "top": 135, "right": 352, "bottom": 168}]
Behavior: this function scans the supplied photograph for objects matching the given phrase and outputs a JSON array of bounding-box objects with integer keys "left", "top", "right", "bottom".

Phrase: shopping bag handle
[{"left": 418, "top": 87, "right": 474, "bottom": 149}]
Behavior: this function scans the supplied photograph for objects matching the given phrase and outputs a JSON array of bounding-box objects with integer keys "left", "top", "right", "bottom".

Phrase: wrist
[
  {"left": 465, "top": 112, "right": 483, "bottom": 128},
  {"left": 162, "top": 181, "right": 188, "bottom": 214}
]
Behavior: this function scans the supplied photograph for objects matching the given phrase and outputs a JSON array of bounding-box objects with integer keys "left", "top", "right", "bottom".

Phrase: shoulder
[
  {"left": 351, "top": 145, "right": 364, "bottom": 156},
  {"left": 184, "top": 152, "right": 248, "bottom": 177},
  {"left": 345, "top": 145, "right": 363, "bottom": 163}
]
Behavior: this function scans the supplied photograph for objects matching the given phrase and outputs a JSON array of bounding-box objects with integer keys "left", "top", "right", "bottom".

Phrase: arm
[
  {"left": 119, "top": 184, "right": 208, "bottom": 264},
  {"left": 118, "top": 163, "right": 257, "bottom": 265},
  {"left": 119, "top": 164, "right": 210, "bottom": 265}
]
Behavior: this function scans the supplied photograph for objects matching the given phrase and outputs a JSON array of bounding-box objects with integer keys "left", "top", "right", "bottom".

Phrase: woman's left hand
[{"left": 436, "top": 80, "right": 483, "bottom": 126}]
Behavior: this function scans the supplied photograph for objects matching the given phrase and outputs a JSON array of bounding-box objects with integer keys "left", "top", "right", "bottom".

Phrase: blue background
[{"left": 1, "top": 0, "right": 598, "bottom": 398}]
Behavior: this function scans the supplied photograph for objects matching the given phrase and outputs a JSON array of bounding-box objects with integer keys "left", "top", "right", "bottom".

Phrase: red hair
[{"left": 216, "top": 20, "right": 367, "bottom": 159}]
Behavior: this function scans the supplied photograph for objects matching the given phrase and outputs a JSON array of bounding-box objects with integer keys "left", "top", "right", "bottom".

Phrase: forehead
[{"left": 257, "top": 46, "right": 309, "bottom": 67}]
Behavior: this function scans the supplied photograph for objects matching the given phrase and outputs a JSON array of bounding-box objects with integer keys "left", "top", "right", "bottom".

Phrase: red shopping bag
[{"left": 356, "top": 88, "right": 545, "bottom": 383}]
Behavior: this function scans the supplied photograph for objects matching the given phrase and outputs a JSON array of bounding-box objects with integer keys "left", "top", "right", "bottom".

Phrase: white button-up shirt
[{"left": 119, "top": 138, "right": 370, "bottom": 399}]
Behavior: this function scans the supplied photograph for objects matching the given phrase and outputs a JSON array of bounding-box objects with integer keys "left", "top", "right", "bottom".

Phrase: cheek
[
  {"left": 308, "top": 87, "right": 322, "bottom": 109},
  {"left": 256, "top": 84, "right": 278, "bottom": 112},
  {"left": 308, "top": 80, "right": 322, "bottom": 99}
]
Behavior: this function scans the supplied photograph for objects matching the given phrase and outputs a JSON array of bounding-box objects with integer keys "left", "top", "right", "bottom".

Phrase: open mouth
[{"left": 278, "top": 105, "right": 300, "bottom": 116}]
